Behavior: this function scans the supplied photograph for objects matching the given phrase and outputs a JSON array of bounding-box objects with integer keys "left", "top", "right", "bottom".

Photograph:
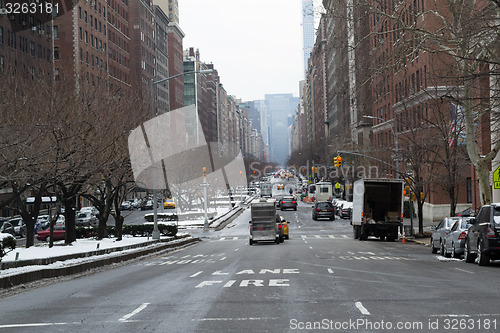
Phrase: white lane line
[
  {"left": 190, "top": 271, "right": 203, "bottom": 278},
  {"left": 327, "top": 268, "right": 334, "bottom": 274},
  {"left": 119, "top": 303, "right": 150, "bottom": 322},
  {"left": 355, "top": 301, "right": 371, "bottom": 315},
  {"left": 220, "top": 257, "right": 227, "bottom": 261},
  {"left": 0, "top": 323, "right": 71, "bottom": 328},
  {"left": 342, "top": 235, "right": 349, "bottom": 239},
  {"left": 309, "top": 246, "right": 313, "bottom": 250},
  {"left": 234, "top": 248, "right": 240, "bottom": 252},
  {"left": 454, "top": 268, "right": 474, "bottom": 274}
]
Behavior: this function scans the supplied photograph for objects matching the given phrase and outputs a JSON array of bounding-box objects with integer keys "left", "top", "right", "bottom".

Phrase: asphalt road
[{"left": 1, "top": 201, "right": 499, "bottom": 332}]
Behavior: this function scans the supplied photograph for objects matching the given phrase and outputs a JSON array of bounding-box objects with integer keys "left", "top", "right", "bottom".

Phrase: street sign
[
  {"left": 335, "top": 182, "right": 341, "bottom": 189},
  {"left": 493, "top": 166, "right": 500, "bottom": 189}
]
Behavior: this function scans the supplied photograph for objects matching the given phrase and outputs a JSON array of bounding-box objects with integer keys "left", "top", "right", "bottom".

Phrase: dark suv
[
  {"left": 280, "top": 196, "right": 297, "bottom": 211},
  {"left": 464, "top": 204, "right": 500, "bottom": 266},
  {"left": 312, "top": 201, "right": 335, "bottom": 221}
]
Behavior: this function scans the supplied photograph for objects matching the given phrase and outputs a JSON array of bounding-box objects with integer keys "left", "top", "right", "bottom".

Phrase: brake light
[
  {"left": 250, "top": 226, "right": 252, "bottom": 231},
  {"left": 487, "top": 227, "right": 496, "bottom": 238},
  {"left": 278, "top": 224, "right": 282, "bottom": 230},
  {"left": 292, "top": 201, "right": 296, "bottom": 204},
  {"left": 315, "top": 208, "right": 320, "bottom": 212},
  {"left": 458, "top": 231, "right": 466, "bottom": 240},
  {"left": 330, "top": 208, "right": 334, "bottom": 212}
]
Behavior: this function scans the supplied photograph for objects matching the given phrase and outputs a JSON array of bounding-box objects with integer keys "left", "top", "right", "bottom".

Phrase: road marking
[
  {"left": 220, "top": 257, "right": 227, "bottom": 261},
  {"left": 0, "top": 323, "right": 72, "bottom": 328},
  {"left": 355, "top": 301, "right": 371, "bottom": 315},
  {"left": 190, "top": 271, "right": 203, "bottom": 278},
  {"left": 342, "top": 235, "right": 349, "bottom": 239},
  {"left": 234, "top": 248, "right": 240, "bottom": 252},
  {"left": 454, "top": 268, "right": 474, "bottom": 274},
  {"left": 119, "top": 303, "right": 150, "bottom": 322},
  {"left": 309, "top": 246, "right": 313, "bottom": 250},
  {"left": 195, "top": 317, "right": 280, "bottom": 322},
  {"left": 327, "top": 268, "right": 334, "bottom": 274}
]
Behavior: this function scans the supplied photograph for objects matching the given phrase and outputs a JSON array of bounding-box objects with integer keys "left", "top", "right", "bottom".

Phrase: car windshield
[
  {"left": 77, "top": 213, "right": 88, "bottom": 218},
  {"left": 317, "top": 203, "right": 332, "bottom": 209}
]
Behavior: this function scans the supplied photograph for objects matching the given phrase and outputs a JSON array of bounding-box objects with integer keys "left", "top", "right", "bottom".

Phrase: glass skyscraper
[{"left": 302, "top": 0, "right": 315, "bottom": 76}]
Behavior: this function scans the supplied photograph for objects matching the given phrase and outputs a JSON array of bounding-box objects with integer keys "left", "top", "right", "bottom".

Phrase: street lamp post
[
  {"left": 363, "top": 115, "right": 399, "bottom": 179},
  {"left": 149, "top": 69, "right": 214, "bottom": 240}
]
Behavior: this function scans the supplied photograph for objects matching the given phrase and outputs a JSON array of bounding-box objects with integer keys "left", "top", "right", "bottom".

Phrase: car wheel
[
  {"left": 464, "top": 238, "right": 476, "bottom": 263},
  {"left": 451, "top": 243, "right": 459, "bottom": 259},
  {"left": 477, "top": 240, "right": 490, "bottom": 266},
  {"left": 294, "top": 207, "right": 297, "bottom": 211},
  {"left": 440, "top": 241, "right": 445, "bottom": 256},
  {"left": 312, "top": 216, "right": 317, "bottom": 221},
  {"left": 275, "top": 237, "right": 280, "bottom": 244},
  {"left": 330, "top": 217, "right": 334, "bottom": 221},
  {"left": 249, "top": 239, "right": 253, "bottom": 245},
  {"left": 285, "top": 235, "right": 289, "bottom": 240},
  {"left": 431, "top": 238, "right": 438, "bottom": 254},
  {"left": 444, "top": 242, "right": 451, "bottom": 258}
]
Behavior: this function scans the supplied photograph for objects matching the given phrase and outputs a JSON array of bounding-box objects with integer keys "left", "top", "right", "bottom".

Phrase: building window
[
  {"left": 80, "top": 48, "right": 83, "bottom": 61},
  {"left": 55, "top": 68, "right": 60, "bottom": 81},
  {"left": 30, "top": 41, "right": 35, "bottom": 57},
  {"left": 0, "top": 27, "right": 3, "bottom": 45},
  {"left": 85, "top": 11, "right": 88, "bottom": 23},
  {"left": 79, "top": 6, "right": 82, "bottom": 19},
  {"left": 54, "top": 46, "right": 59, "bottom": 60},
  {"left": 79, "top": 27, "right": 82, "bottom": 40},
  {"left": 0, "top": 56, "right": 4, "bottom": 72}
]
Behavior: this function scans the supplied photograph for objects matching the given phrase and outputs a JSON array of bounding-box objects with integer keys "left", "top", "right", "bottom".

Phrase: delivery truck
[
  {"left": 352, "top": 178, "right": 404, "bottom": 242},
  {"left": 249, "top": 198, "right": 280, "bottom": 245},
  {"left": 260, "top": 182, "right": 272, "bottom": 198}
]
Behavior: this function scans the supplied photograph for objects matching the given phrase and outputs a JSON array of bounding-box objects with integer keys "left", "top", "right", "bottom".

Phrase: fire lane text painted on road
[{"left": 194, "top": 268, "right": 299, "bottom": 288}]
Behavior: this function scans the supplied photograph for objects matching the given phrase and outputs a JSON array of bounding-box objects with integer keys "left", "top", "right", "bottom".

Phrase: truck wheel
[
  {"left": 464, "top": 239, "right": 476, "bottom": 263},
  {"left": 359, "top": 225, "right": 368, "bottom": 241},
  {"left": 353, "top": 226, "right": 359, "bottom": 239}
]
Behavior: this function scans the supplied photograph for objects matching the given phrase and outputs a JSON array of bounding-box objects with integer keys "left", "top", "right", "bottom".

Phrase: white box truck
[
  {"left": 249, "top": 198, "right": 280, "bottom": 245},
  {"left": 352, "top": 178, "right": 404, "bottom": 242}
]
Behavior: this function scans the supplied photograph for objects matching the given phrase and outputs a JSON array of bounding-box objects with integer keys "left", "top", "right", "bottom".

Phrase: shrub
[{"left": 0, "top": 235, "right": 16, "bottom": 261}]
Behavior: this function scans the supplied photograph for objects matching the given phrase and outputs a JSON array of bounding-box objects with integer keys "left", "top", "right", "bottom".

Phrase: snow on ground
[
  {"left": 0, "top": 233, "right": 14, "bottom": 241},
  {"left": 0, "top": 236, "right": 192, "bottom": 278},
  {"left": 1, "top": 233, "right": 188, "bottom": 263}
]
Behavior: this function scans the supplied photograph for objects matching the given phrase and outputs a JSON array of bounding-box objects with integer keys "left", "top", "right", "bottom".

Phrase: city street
[{"left": 0, "top": 201, "right": 499, "bottom": 332}]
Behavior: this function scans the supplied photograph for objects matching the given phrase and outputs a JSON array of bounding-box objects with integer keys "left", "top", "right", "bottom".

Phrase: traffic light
[
  {"left": 334, "top": 155, "right": 342, "bottom": 168},
  {"left": 202, "top": 167, "right": 206, "bottom": 177},
  {"left": 404, "top": 186, "right": 410, "bottom": 196}
]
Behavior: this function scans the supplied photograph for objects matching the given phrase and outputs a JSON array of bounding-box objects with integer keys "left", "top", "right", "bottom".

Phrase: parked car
[
  {"left": 464, "top": 203, "right": 500, "bottom": 266},
  {"left": 36, "top": 215, "right": 50, "bottom": 231},
  {"left": 0, "top": 221, "right": 15, "bottom": 237},
  {"left": 164, "top": 198, "right": 176, "bottom": 209},
  {"left": 120, "top": 201, "right": 132, "bottom": 211},
  {"left": 36, "top": 224, "right": 66, "bottom": 242},
  {"left": 431, "top": 217, "right": 463, "bottom": 254},
  {"left": 132, "top": 199, "right": 141, "bottom": 209},
  {"left": 339, "top": 202, "right": 353, "bottom": 219},
  {"left": 312, "top": 201, "right": 335, "bottom": 221},
  {"left": 332, "top": 199, "right": 348, "bottom": 215},
  {"left": 141, "top": 200, "right": 154, "bottom": 211},
  {"left": 76, "top": 211, "right": 98, "bottom": 226},
  {"left": 456, "top": 207, "right": 474, "bottom": 217},
  {"left": 8, "top": 217, "right": 27, "bottom": 238},
  {"left": 279, "top": 196, "right": 297, "bottom": 211},
  {"left": 443, "top": 218, "right": 473, "bottom": 258},
  {"left": 80, "top": 206, "right": 99, "bottom": 216}
]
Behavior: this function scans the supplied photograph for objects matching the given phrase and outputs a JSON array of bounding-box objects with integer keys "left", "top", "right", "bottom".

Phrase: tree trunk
[
  {"left": 115, "top": 215, "right": 124, "bottom": 241},
  {"left": 63, "top": 198, "right": 77, "bottom": 244}
]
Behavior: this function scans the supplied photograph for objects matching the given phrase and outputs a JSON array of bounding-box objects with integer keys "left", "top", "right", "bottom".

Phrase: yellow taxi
[
  {"left": 279, "top": 215, "right": 289, "bottom": 240},
  {"left": 164, "top": 198, "right": 176, "bottom": 209}
]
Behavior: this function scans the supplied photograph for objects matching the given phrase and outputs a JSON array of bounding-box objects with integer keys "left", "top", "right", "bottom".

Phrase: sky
[{"left": 179, "top": 0, "right": 320, "bottom": 102}]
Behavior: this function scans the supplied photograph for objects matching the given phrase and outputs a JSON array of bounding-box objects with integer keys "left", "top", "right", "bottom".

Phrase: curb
[
  {"left": 0, "top": 237, "right": 200, "bottom": 289},
  {"left": 0, "top": 234, "right": 190, "bottom": 270},
  {"left": 213, "top": 207, "right": 244, "bottom": 231}
]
